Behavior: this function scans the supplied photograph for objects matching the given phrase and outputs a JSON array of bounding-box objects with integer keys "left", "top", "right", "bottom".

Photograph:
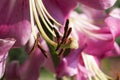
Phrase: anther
[
  {"left": 53, "top": 27, "right": 61, "bottom": 42},
  {"left": 56, "top": 43, "right": 61, "bottom": 51},
  {"left": 64, "top": 19, "right": 69, "bottom": 33},
  {"left": 58, "top": 49, "right": 65, "bottom": 57},
  {"left": 65, "top": 27, "right": 72, "bottom": 39},
  {"left": 55, "top": 19, "right": 72, "bottom": 51}
]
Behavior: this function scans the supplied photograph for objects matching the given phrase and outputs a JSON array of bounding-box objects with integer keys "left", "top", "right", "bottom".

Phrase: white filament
[{"left": 82, "top": 53, "right": 111, "bottom": 80}]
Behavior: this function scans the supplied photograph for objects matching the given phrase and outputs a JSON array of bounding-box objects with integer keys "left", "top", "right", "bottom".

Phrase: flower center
[
  {"left": 29, "top": 0, "right": 78, "bottom": 56},
  {"left": 29, "top": 0, "right": 61, "bottom": 47}
]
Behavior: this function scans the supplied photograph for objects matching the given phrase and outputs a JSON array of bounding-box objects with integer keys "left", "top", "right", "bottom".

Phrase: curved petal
[
  {"left": 0, "top": 0, "right": 30, "bottom": 25},
  {"left": 109, "top": 8, "right": 120, "bottom": 19},
  {"left": 81, "top": 5, "right": 107, "bottom": 26},
  {"left": 102, "top": 42, "right": 120, "bottom": 58},
  {"left": 0, "top": 20, "right": 31, "bottom": 47},
  {"left": 78, "top": 0, "right": 117, "bottom": 10},
  {"left": 20, "top": 48, "right": 46, "bottom": 80},
  {"left": 5, "top": 61, "right": 20, "bottom": 80},
  {"left": 78, "top": 28, "right": 114, "bottom": 56},
  {"left": 0, "top": 38, "right": 15, "bottom": 79},
  {"left": 75, "top": 64, "right": 90, "bottom": 80},
  {"left": 43, "top": 0, "right": 78, "bottom": 24},
  {"left": 56, "top": 58, "right": 78, "bottom": 77},
  {"left": 56, "top": 48, "right": 82, "bottom": 77},
  {"left": 105, "top": 17, "right": 120, "bottom": 38},
  {"left": 0, "top": 0, "right": 31, "bottom": 47},
  {"left": 5, "top": 48, "right": 46, "bottom": 80},
  {"left": 69, "top": 12, "right": 114, "bottom": 56}
]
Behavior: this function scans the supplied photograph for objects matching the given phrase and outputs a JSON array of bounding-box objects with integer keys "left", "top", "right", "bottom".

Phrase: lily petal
[
  {"left": 5, "top": 48, "right": 46, "bottom": 80},
  {"left": 81, "top": 5, "right": 107, "bottom": 26},
  {"left": 5, "top": 61, "right": 20, "bottom": 80},
  {"left": 81, "top": 29, "right": 114, "bottom": 56},
  {"left": 56, "top": 48, "right": 82, "bottom": 77},
  {"left": 20, "top": 48, "right": 46, "bottom": 80},
  {"left": 69, "top": 12, "right": 114, "bottom": 56},
  {"left": 0, "top": 20, "right": 31, "bottom": 47},
  {"left": 103, "top": 42, "right": 120, "bottom": 58},
  {"left": 109, "top": 8, "right": 120, "bottom": 19},
  {"left": 43, "top": 0, "right": 78, "bottom": 24},
  {"left": 105, "top": 16, "right": 120, "bottom": 38},
  {"left": 0, "top": 0, "right": 30, "bottom": 25},
  {"left": 78, "top": 0, "right": 117, "bottom": 10}
]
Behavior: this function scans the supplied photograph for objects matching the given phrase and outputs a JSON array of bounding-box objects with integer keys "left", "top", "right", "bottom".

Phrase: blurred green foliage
[
  {"left": 8, "top": 47, "right": 28, "bottom": 65},
  {"left": 114, "top": 0, "right": 120, "bottom": 7},
  {"left": 39, "top": 68, "right": 55, "bottom": 80}
]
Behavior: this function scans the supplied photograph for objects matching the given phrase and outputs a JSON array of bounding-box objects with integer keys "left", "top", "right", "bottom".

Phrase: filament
[
  {"left": 35, "top": 0, "right": 56, "bottom": 36},
  {"left": 29, "top": 0, "right": 37, "bottom": 39},
  {"left": 82, "top": 53, "right": 112, "bottom": 80},
  {"left": 69, "top": 13, "right": 110, "bottom": 41},
  {"left": 29, "top": 0, "right": 77, "bottom": 49},
  {"left": 30, "top": 0, "right": 57, "bottom": 47},
  {"left": 38, "top": 0, "right": 62, "bottom": 26}
]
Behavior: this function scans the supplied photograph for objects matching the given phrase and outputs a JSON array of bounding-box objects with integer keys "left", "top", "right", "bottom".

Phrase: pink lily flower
[{"left": 0, "top": 0, "right": 118, "bottom": 80}]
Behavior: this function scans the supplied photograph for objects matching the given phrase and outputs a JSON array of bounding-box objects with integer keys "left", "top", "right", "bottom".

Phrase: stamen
[
  {"left": 53, "top": 27, "right": 61, "bottom": 42},
  {"left": 55, "top": 19, "right": 78, "bottom": 52},
  {"left": 29, "top": 0, "right": 77, "bottom": 55},
  {"left": 29, "top": 33, "right": 48, "bottom": 58},
  {"left": 62, "top": 19, "right": 70, "bottom": 41},
  {"left": 35, "top": 0, "right": 56, "bottom": 36},
  {"left": 29, "top": 0, "right": 37, "bottom": 39},
  {"left": 82, "top": 53, "right": 112, "bottom": 80},
  {"left": 65, "top": 27, "right": 72, "bottom": 39},
  {"left": 36, "top": 0, "right": 54, "bottom": 28},
  {"left": 38, "top": 0, "right": 62, "bottom": 26},
  {"left": 56, "top": 20, "right": 72, "bottom": 51},
  {"left": 64, "top": 19, "right": 69, "bottom": 33},
  {"left": 30, "top": 0, "right": 57, "bottom": 47},
  {"left": 58, "top": 49, "right": 65, "bottom": 57}
]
